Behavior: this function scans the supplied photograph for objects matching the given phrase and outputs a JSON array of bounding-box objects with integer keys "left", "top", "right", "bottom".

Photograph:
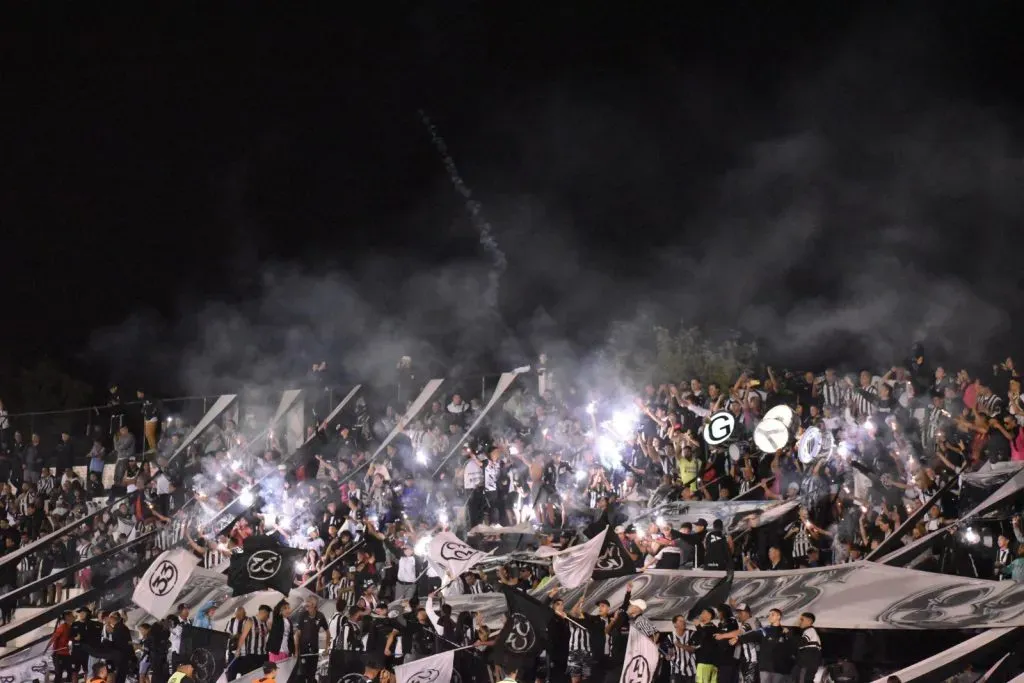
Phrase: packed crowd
[{"left": 4, "top": 347, "right": 1024, "bottom": 683}]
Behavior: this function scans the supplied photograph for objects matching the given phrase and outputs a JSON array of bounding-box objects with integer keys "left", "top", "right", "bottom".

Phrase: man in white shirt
[
  {"left": 395, "top": 546, "right": 419, "bottom": 602},
  {"left": 462, "top": 451, "right": 485, "bottom": 527}
]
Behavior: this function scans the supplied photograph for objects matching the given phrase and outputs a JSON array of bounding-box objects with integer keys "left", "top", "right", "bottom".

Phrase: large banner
[
  {"left": 0, "top": 636, "right": 50, "bottom": 683},
  {"left": 443, "top": 561, "right": 1024, "bottom": 630},
  {"left": 870, "top": 627, "right": 1017, "bottom": 682},
  {"left": 634, "top": 500, "right": 790, "bottom": 529}
]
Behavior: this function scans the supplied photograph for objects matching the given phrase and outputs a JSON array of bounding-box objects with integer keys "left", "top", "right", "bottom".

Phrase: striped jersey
[
  {"left": 567, "top": 619, "right": 590, "bottom": 653},
  {"left": 225, "top": 617, "right": 245, "bottom": 652},
  {"left": 328, "top": 615, "right": 364, "bottom": 652},
  {"left": 239, "top": 617, "right": 268, "bottom": 656},
  {"left": 631, "top": 615, "right": 659, "bottom": 639},
  {"left": 818, "top": 381, "right": 848, "bottom": 410},
  {"left": 670, "top": 629, "right": 696, "bottom": 677},
  {"left": 852, "top": 385, "right": 878, "bottom": 418},
  {"left": 736, "top": 618, "right": 761, "bottom": 663}
]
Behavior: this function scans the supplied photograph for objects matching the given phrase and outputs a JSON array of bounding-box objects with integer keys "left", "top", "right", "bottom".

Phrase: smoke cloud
[{"left": 85, "top": 10, "right": 1023, "bottom": 396}]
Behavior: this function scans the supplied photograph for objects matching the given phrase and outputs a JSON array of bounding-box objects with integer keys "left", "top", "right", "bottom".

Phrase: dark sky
[{"left": 3, "top": 4, "right": 1023, "bottom": 400}]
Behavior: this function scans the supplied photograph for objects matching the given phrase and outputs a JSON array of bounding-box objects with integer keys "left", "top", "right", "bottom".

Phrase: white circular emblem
[
  {"left": 595, "top": 541, "right": 624, "bottom": 571},
  {"left": 753, "top": 418, "right": 790, "bottom": 453},
  {"left": 148, "top": 560, "right": 178, "bottom": 597},
  {"left": 246, "top": 550, "right": 283, "bottom": 581},
  {"left": 703, "top": 412, "right": 736, "bottom": 445},
  {"left": 407, "top": 670, "right": 441, "bottom": 683},
  {"left": 190, "top": 648, "right": 218, "bottom": 683},
  {"left": 623, "top": 654, "right": 652, "bottom": 683},
  {"left": 440, "top": 541, "right": 476, "bottom": 562},
  {"left": 505, "top": 612, "right": 536, "bottom": 653}
]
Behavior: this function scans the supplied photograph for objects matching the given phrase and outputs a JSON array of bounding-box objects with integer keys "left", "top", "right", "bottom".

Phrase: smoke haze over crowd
[{"left": 4, "top": 5, "right": 1022, "bottom": 399}]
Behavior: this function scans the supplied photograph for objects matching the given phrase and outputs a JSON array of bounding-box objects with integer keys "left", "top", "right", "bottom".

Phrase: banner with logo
[
  {"left": 0, "top": 636, "right": 51, "bottom": 683},
  {"left": 134, "top": 548, "right": 202, "bottom": 619},
  {"left": 179, "top": 625, "right": 231, "bottom": 683},
  {"left": 491, "top": 584, "right": 553, "bottom": 667},
  {"left": 463, "top": 562, "right": 1024, "bottom": 630},
  {"left": 535, "top": 527, "right": 606, "bottom": 588},
  {"left": 428, "top": 532, "right": 493, "bottom": 581},
  {"left": 592, "top": 526, "right": 638, "bottom": 581},
  {"left": 619, "top": 627, "right": 660, "bottom": 683},
  {"left": 226, "top": 538, "right": 304, "bottom": 596},
  {"left": 396, "top": 650, "right": 456, "bottom": 683}
]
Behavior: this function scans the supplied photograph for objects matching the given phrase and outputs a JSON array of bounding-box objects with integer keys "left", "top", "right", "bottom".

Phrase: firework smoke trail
[{"left": 418, "top": 109, "right": 507, "bottom": 308}]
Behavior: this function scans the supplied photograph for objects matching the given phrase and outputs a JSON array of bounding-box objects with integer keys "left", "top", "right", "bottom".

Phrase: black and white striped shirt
[
  {"left": 791, "top": 523, "right": 811, "bottom": 560},
  {"left": 239, "top": 617, "right": 268, "bottom": 656},
  {"left": 225, "top": 617, "right": 245, "bottom": 652},
  {"left": 329, "top": 615, "right": 363, "bottom": 652},
  {"left": 977, "top": 393, "right": 1004, "bottom": 417},
  {"left": 632, "top": 615, "right": 659, "bottom": 639},
  {"left": 670, "top": 629, "right": 696, "bottom": 677},
  {"left": 737, "top": 618, "right": 761, "bottom": 663},
  {"left": 853, "top": 385, "right": 877, "bottom": 418},
  {"left": 567, "top": 620, "right": 590, "bottom": 653},
  {"left": 818, "top": 382, "right": 847, "bottom": 410},
  {"left": 324, "top": 580, "right": 343, "bottom": 601}
]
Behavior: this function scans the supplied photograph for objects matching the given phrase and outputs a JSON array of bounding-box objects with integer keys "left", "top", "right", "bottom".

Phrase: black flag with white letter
[
  {"left": 490, "top": 584, "right": 553, "bottom": 668},
  {"left": 225, "top": 534, "right": 303, "bottom": 596},
  {"left": 591, "top": 525, "right": 636, "bottom": 581}
]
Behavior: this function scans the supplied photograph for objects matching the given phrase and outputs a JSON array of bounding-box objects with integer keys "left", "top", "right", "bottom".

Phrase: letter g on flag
[{"left": 703, "top": 412, "right": 736, "bottom": 445}]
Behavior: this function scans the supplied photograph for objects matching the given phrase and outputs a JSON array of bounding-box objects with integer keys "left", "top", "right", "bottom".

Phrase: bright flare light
[
  {"left": 296, "top": 561, "right": 309, "bottom": 573},
  {"left": 231, "top": 460, "right": 242, "bottom": 471},
  {"left": 438, "top": 510, "right": 448, "bottom": 525},
  {"left": 239, "top": 489, "right": 254, "bottom": 506},
  {"left": 596, "top": 435, "right": 621, "bottom": 468},
  {"left": 963, "top": 528, "right": 981, "bottom": 545},
  {"left": 575, "top": 469, "right": 587, "bottom": 482},
  {"left": 416, "top": 450, "right": 428, "bottom": 465},
  {"left": 611, "top": 411, "right": 635, "bottom": 437},
  {"left": 414, "top": 535, "right": 432, "bottom": 557},
  {"left": 509, "top": 445, "right": 519, "bottom": 456},
  {"left": 655, "top": 516, "right": 666, "bottom": 528}
]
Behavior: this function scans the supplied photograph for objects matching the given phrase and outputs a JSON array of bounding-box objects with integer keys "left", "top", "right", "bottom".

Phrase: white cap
[{"left": 629, "top": 599, "right": 647, "bottom": 612}]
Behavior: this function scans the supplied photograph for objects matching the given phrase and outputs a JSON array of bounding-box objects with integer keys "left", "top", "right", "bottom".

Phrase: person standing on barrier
[{"left": 138, "top": 389, "right": 161, "bottom": 454}]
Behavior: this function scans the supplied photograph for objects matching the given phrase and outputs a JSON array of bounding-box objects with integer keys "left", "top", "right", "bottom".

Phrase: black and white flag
[
  {"left": 591, "top": 525, "right": 636, "bottom": 581},
  {"left": 178, "top": 625, "right": 231, "bottom": 683},
  {"left": 226, "top": 535, "right": 303, "bottom": 596},
  {"left": 134, "top": 548, "right": 200, "bottom": 618},
  {"left": 428, "top": 532, "right": 492, "bottom": 580},
  {"left": 619, "top": 627, "right": 660, "bottom": 683},
  {"left": 536, "top": 525, "right": 608, "bottom": 588},
  {"left": 491, "top": 584, "right": 553, "bottom": 667},
  {"left": 396, "top": 650, "right": 455, "bottom": 683}
]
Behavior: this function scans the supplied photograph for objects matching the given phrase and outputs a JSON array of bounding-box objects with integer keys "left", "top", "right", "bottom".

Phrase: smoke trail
[{"left": 418, "top": 109, "right": 507, "bottom": 308}]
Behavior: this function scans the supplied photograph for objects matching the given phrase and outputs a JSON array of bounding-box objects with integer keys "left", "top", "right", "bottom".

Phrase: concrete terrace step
[{"left": 3, "top": 587, "right": 86, "bottom": 648}]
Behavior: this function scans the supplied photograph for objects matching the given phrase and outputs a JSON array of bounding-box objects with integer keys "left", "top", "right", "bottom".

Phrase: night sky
[{"left": 4, "top": 4, "right": 1024, "bottom": 403}]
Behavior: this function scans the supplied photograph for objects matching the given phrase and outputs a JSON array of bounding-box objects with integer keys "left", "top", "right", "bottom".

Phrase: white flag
[
  {"left": 133, "top": 548, "right": 200, "bottom": 618},
  {"left": 619, "top": 627, "right": 660, "bottom": 683},
  {"left": 396, "top": 650, "right": 455, "bottom": 683},
  {"left": 428, "top": 532, "right": 492, "bottom": 580},
  {"left": 535, "top": 527, "right": 607, "bottom": 589}
]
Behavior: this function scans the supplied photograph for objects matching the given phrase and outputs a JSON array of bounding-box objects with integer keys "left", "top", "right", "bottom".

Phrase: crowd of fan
[{"left": 4, "top": 347, "right": 1024, "bottom": 683}]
